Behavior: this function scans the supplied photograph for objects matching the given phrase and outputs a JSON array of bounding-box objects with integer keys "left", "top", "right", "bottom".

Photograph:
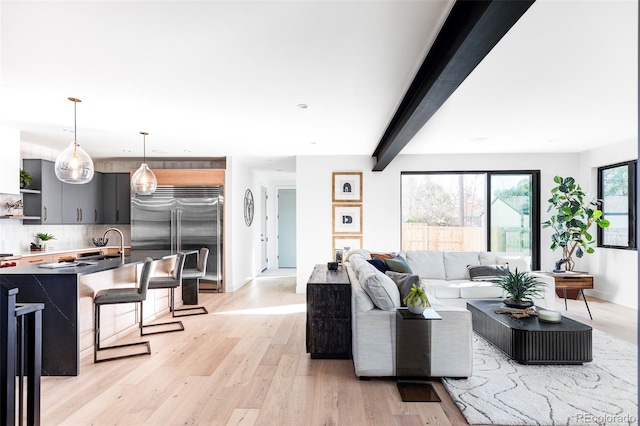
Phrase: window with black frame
[
  {"left": 401, "top": 171, "right": 540, "bottom": 270},
  {"left": 597, "top": 160, "right": 637, "bottom": 249}
]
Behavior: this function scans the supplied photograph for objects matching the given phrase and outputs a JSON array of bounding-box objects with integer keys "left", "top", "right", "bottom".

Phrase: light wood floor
[{"left": 38, "top": 275, "right": 637, "bottom": 425}]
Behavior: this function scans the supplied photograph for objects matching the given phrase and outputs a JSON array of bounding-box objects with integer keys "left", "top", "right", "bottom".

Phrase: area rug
[{"left": 442, "top": 330, "right": 637, "bottom": 426}]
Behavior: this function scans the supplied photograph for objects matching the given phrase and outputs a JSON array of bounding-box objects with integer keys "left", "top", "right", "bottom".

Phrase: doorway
[
  {"left": 261, "top": 186, "right": 268, "bottom": 272},
  {"left": 277, "top": 188, "right": 296, "bottom": 268}
]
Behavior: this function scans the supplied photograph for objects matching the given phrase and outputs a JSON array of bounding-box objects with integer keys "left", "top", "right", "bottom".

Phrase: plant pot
[
  {"left": 407, "top": 301, "right": 426, "bottom": 315},
  {"left": 503, "top": 298, "right": 534, "bottom": 309}
]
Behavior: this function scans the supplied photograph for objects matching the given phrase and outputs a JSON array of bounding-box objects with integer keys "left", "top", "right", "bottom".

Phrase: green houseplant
[
  {"left": 497, "top": 269, "right": 545, "bottom": 308},
  {"left": 36, "top": 232, "right": 55, "bottom": 251},
  {"left": 402, "top": 284, "right": 430, "bottom": 314},
  {"left": 542, "top": 176, "right": 610, "bottom": 271},
  {"left": 20, "top": 169, "right": 33, "bottom": 188}
]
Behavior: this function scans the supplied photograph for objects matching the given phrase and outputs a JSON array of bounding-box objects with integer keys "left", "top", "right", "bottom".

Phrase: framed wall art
[
  {"left": 332, "top": 172, "right": 362, "bottom": 203},
  {"left": 333, "top": 204, "right": 362, "bottom": 234},
  {"left": 332, "top": 235, "right": 363, "bottom": 256}
]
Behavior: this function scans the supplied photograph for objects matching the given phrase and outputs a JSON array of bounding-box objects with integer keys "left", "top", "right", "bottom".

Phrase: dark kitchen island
[{"left": 0, "top": 250, "right": 177, "bottom": 376}]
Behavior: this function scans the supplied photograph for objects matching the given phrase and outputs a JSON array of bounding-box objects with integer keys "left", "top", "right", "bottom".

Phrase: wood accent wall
[{"left": 148, "top": 169, "right": 225, "bottom": 186}]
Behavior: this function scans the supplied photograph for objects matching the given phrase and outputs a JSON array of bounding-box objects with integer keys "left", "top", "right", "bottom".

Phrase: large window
[
  {"left": 597, "top": 160, "right": 637, "bottom": 249},
  {"left": 401, "top": 171, "right": 540, "bottom": 269}
]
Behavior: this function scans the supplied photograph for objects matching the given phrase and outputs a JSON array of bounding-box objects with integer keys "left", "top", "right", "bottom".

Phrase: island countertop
[
  {"left": 0, "top": 249, "right": 185, "bottom": 376},
  {"left": 0, "top": 250, "right": 176, "bottom": 276}
]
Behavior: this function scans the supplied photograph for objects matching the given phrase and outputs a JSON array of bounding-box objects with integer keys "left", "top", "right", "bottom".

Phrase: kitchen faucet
[{"left": 103, "top": 227, "right": 125, "bottom": 264}]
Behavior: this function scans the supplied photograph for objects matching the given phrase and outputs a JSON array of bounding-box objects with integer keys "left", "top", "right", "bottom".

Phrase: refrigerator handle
[
  {"left": 177, "top": 209, "right": 182, "bottom": 252},
  {"left": 171, "top": 209, "right": 176, "bottom": 253}
]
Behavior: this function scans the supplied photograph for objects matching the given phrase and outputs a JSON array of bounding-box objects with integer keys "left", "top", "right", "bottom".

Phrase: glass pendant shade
[
  {"left": 131, "top": 163, "right": 157, "bottom": 195},
  {"left": 55, "top": 97, "right": 94, "bottom": 184},
  {"left": 131, "top": 131, "right": 157, "bottom": 195},
  {"left": 54, "top": 141, "right": 95, "bottom": 184}
]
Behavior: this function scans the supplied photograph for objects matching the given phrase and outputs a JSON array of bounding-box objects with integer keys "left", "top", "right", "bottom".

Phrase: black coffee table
[{"left": 467, "top": 300, "right": 592, "bottom": 364}]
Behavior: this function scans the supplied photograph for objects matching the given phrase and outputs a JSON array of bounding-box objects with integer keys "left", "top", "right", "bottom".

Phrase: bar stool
[
  {"left": 94, "top": 257, "right": 153, "bottom": 363},
  {"left": 142, "top": 252, "right": 186, "bottom": 335},
  {"left": 177, "top": 247, "right": 209, "bottom": 316}
]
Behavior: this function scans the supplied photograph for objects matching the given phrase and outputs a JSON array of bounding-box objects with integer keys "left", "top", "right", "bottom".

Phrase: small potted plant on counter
[{"left": 36, "top": 232, "right": 56, "bottom": 252}]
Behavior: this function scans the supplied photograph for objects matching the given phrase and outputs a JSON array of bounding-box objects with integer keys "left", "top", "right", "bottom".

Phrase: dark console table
[
  {"left": 468, "top": 300, "right": 592, "bottom": 364},
  {"left": 306, "top": 264, "right": 351, "bottom": 359}
]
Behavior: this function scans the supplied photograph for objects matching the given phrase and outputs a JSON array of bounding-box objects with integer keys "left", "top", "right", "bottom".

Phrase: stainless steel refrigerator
[{"left": 131, "top": 185, "right": 223, "bottom": 289}]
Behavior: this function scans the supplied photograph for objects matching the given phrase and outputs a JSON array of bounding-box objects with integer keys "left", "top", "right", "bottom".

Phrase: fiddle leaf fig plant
[{"left": 542, "top": 176, "right": 610, "bottom": 271}]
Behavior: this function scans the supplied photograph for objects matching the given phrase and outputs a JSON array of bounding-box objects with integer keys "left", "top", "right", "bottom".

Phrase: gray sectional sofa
[{"left": 346, "top": 249, "right": 554, "bottom": 379}]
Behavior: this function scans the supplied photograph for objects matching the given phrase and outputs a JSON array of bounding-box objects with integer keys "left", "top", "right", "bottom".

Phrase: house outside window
[{"left": 597, "top": 160, "right": 637, "bottom": 249}]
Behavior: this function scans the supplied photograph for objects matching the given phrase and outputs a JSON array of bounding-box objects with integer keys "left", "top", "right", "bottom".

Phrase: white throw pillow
[
  {"left": 496, "top": 255, "right": 531, "bottom": 272},
  {"left": 361, "top": 269, "right": 401, "bottom": 311}
]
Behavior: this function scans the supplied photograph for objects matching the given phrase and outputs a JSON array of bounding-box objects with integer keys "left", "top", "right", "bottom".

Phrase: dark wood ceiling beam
[{"left": 372, "top": 0, "right": 535, "bottom": 171}]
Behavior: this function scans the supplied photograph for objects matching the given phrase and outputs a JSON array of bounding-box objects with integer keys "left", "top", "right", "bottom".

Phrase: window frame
[
  {"left": 400, "top": 170, "right": 541, "bottom": 270},
  {"left": 597, "top": 160, "right": 637, "bottom": 250}
]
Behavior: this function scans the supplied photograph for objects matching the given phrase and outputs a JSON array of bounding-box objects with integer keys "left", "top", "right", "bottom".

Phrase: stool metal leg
[
  {"left": 94, "top": 302, "right": 151, "bottom": 363},
  {"left": 580, "top": 289, "right": 593, "bottom": 320},
  {"left": 142, "top": 288, "right": 185, "bottom": 335}
]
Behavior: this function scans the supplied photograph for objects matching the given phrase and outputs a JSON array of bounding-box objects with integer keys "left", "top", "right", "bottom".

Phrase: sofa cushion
[
  {"left": 420, "top": 279, "right": 461, "bottom": 299},
  {"left": 385, "top": 256, "right": 412, "bottom": 274},
  {"left": 497, "top": 255, "right": 531, "bottom": 272},
  {"left": 443, "top": 252, "right": 480, "bottom": 280},
  {"left": 467, "top": 264, "right": 509, "bottom": 282},
  {"left": 385, "top": 271, "right": 423, "bottom": 307},
  {"left": 457, "top": 280, "right": 504, "bottom": 298},
  {"left": 405, "top": 250, "right": 446, "bottom": 279},
  {"left": 479, "top": 252, "right": 531, "bottom": 272},
  {"left": 344, "top": 249, "right": 372, "bottom": 263},
  {"left": 361, "top": 271, "right": 401, "bottom": 311}
]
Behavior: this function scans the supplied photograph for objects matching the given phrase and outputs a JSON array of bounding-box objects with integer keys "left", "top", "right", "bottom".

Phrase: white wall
[
  {"left": 225, "top": 157, "right": 265, "bottom": 292},
  {"left": 578, "top": 138, "right": 638, "bottom": 309},
  {"left": 0, "top": 126, "right": 20, "bottom": 195},
  {"left": 296, "top": 153, "right": 582, "bottom": 293}
]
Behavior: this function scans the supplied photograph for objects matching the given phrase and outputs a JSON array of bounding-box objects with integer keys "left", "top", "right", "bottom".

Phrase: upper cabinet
[
  {"left": 23, "top": 160, "right": 127, "bottom": 225},
  {"left": 61, "top": 173, "right": 103, "bottom": 224},
  {"left": 102, "top": 173, "right": 131, "bottom": 224},
  {"left": 0, "top": 127, "right": 21, "bottom": 195},
  {"left": 23, "top": 159, "right": 63, "bottom": 224}
]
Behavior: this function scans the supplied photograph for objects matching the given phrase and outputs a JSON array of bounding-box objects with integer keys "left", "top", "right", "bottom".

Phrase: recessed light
[
  {"left": 309, "top": 141, "right": 317, "bottom": 145},
  {"left": 297, "top": 104, "right": 308, "bottom": 109},
  {"left": 62, "top": 128, "right": 74, "bottom": 133},
  {"left": 152, "top": 149, "right": 168, "bottom": 154},
  {"left": 470, "top": 137, "right": 488, "bottom": 143},
  {"left": 122, "top": 149, "right": 132, "bottom": 153},
  {"left": 183, "top": 150, "right": 191, "bottom": 153}
]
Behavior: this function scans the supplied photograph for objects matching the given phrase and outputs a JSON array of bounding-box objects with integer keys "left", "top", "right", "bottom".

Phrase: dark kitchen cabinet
[
  {"left": 306, "top": 264, "right": 352, "bottom": 359},
  {"left": 102, "top": 173, "right": 130, "bottom": 224},
  {"left": 23, "top": 159, "right": 62, "bottom": 224},
  {"left": 61, "top": 173, "right": 103, "bottom": 224}
]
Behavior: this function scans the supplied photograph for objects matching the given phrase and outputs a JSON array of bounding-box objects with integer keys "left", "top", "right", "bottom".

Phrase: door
[
  {"left": 277, "top": 188, "right": 296, "bottom": 268},
  {"left": 261, "top": 186, "right": 268, "bottom": 271}
]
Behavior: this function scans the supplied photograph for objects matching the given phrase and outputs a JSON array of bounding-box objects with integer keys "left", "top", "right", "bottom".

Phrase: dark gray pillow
[
  {"left": 385, "top": 271, "right": 423, "bottom": 306},
  {"left": 467, "top": 264, "right": 509, "bottom": 282}
]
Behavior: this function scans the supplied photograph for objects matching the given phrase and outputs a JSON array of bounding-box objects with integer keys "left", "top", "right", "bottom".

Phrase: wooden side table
[
  {"left": 544, "top": 272, "right": 593, "bottom": 320},
  {"left": 305, "top": 264, "right": 352, "bottom": 359}
]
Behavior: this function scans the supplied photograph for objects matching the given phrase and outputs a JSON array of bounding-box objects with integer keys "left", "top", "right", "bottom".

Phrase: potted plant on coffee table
[
  {"left": 497, "top": 269, "right": 545, "bottom": 309},
  {"left": 402, "top": 284, "right": 430, "bottom": 314}
]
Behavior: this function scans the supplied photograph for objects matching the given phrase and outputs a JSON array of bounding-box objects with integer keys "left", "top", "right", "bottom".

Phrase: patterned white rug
[{"left": 442, "top": 330, "right": 638, "bottom": 426}]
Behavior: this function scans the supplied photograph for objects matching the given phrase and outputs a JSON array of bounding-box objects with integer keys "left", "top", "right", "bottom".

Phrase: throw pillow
[
  {"left": 496, "top": 256, "right": 531, "bottom": 272},
  {"left": 467, "top": 264, "right": 509, "bottom": 282},
  {"left": 385, "top": 271, "right": 424, "bottom": 306},
  {"left": 367, "top": 258, "right": 389, "bottom": 273},
  {"left": 385, "top": 256, "right": 413, "bottom": 274},
  {"left": 361, "top": 269, "right": 401, "bottom": 311},
  {"left": 371, "top": 252, "right": 395, "bottom": 261}
]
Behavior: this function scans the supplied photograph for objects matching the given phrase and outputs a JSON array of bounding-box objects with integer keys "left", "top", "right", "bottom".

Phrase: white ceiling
[{"left": 0, "top": 0, "right": 637, "bottom": 172}]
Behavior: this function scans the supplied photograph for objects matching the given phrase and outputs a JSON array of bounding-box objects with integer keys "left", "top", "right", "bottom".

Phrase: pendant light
[
  {"left": 54, "top": 97, "right": 95, "bottom": 184},
  {"left": 131, "top": 131, "right": 157, "bottom": 195}
]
